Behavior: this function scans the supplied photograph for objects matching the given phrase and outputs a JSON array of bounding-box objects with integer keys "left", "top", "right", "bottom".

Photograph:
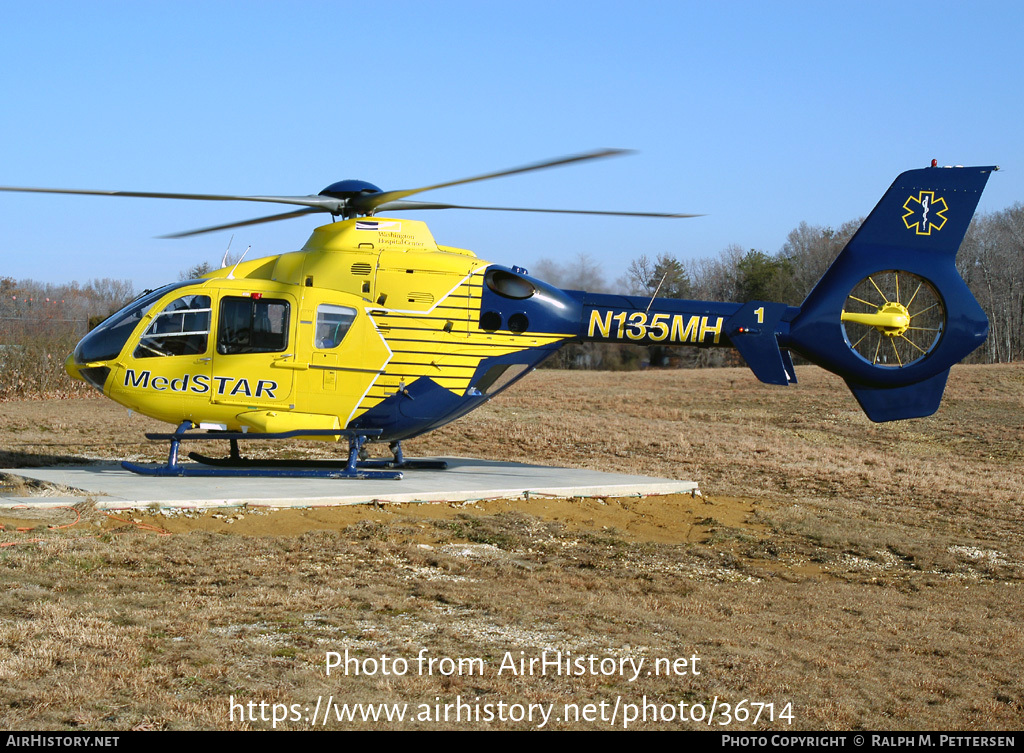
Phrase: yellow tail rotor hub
[
  {"left": 841, "top": 300, "right": 911, "bottom": 337},
  {"left": 841, "top": 270, "right": 945, "bottom": 369}
]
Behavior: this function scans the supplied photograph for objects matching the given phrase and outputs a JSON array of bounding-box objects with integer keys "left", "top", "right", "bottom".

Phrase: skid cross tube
[
  {"left": 355, "top": 441, "right": 448, "bottom": 471},
  {"left": 188, "top": 437, "right": 447, "bottom": 472},
  {"left": 122, "top": 423, "right": 406, "bottom": 479}
]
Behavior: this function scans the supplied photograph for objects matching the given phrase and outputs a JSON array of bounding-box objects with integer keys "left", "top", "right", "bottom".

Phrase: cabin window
[
  {"left": 315, "top": 304, "right": 357, "bottom": 349},
  {"left": 134, "top": 294, "right": 211, "bottom": 358},
  {"left": 218, "top": 296, "right": 290, "bottom": 354}
]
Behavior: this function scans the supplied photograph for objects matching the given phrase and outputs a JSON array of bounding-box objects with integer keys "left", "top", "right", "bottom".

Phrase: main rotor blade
[
  {"left": 372, "top": 199, "right": 702, "bottom": 219},
  {"left": 159, "top": 207, "right": 325, "bottom": 239},
  {"left": 351, "top": 148, "right": 632, "bottom": 215},
  {"left": 0, "top": 185, "right": 343, "bottom": 212}
]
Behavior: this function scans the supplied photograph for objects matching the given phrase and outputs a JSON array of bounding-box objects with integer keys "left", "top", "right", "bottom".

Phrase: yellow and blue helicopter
[{"left": 0, "top": 152, "right": 997, "bottom": 479}]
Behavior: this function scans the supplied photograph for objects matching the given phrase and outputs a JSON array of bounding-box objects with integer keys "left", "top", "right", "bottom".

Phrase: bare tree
[
  {"left": 626, "top": 252, "right": 690, "bottom": 299},
  {"left": 779, "top": 220, "right": 858, "bottom": 301},
  {"left": 534, "top": 253, "right": 609, "bottom": 293},
  {"left": 180, "top": 261, "right": 216, "bottom": 281},
  {"left": 959, "top": 204, "right": 1024, "bottom": 363}
]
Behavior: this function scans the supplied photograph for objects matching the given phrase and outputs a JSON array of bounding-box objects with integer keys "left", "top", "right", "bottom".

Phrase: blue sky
[{"left": 2, "top": 1, "right": 1021, "bottom": 290}]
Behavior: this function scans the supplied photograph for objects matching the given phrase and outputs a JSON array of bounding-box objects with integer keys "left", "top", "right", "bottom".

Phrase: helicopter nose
[{"left": 65, "top": 353, "right": 84, "bottom": 381}]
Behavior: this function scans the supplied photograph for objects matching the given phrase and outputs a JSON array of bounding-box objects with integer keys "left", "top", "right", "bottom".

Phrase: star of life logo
[{"left": 902, "top": 191, "right": 948, "bottom": 235}]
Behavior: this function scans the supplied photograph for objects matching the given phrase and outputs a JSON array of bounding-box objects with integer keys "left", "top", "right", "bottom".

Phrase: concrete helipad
[{"left": 1, "top": 458, "right": 699, "bottom": 510}]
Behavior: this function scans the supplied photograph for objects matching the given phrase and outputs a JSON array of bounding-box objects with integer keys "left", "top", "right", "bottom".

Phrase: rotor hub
[
  {"left": 318, "top": 180, "right": 382, "bottom": 202},
  {"left": 875, "top": 301, "right": 911, "bottom": 337},
  {"left": 841, "top": 299, "right": 912, "bottom": 337}
]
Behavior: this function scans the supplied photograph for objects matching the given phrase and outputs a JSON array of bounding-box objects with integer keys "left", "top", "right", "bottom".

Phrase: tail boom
[
  {"left": 578, "top": 294, "right": 742, "bottom": 349},
  {"left": 572, "top": 164, "right": 995, "bottom": 422},
  {"left": 577, "top": 293, "right": 800, "bottom": 385}
]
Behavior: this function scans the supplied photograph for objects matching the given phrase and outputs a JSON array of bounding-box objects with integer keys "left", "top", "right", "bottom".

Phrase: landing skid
[{"left": 121, "top": 423, "right": 445, "bottom": 479}]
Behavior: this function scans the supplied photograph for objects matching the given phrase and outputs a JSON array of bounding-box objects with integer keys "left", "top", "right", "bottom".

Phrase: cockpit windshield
[{"left": 73, "top": 281, "right": 196, "bottom": 364}]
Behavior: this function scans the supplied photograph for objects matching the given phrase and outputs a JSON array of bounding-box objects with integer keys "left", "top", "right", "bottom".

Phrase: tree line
[
  {"left": 0, "top": 277, "right": 137, "bottom": 398},
  {"left": 1, "top": 201, "right": 1021, "bottom": 396}
]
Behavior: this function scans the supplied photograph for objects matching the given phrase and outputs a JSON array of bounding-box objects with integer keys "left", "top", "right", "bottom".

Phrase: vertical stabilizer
[{"left": 785, "top": 165, "right": 996, "bottom": 421}]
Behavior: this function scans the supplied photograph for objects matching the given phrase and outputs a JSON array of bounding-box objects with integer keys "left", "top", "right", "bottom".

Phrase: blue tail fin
[{"left": 785, "top": 165, "right": 997, "bottom": 421}]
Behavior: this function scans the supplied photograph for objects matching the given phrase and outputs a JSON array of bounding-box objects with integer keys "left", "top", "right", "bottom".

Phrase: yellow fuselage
[{"left": 68, "top": 218, "right": 572, "bottom": 441}]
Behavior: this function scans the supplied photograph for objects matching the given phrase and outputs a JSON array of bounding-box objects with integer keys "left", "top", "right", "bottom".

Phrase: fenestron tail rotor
[{"left": 840, "top": 271, "right": 945, "bottom": 368}]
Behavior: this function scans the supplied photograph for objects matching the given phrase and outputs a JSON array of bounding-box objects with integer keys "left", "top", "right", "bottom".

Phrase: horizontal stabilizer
[
  {"left": 725, "top": 301, "right": 795, "bottom": 386},
  {"left": 845, "top": 369, "right": 950, "bottom": 422}
]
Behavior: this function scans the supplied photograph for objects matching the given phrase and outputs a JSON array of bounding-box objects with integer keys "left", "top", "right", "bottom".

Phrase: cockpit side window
[
  {"left": 314, "top": 304, "right": 357, "bottom": 350},
  {"left": 218, "top": 296, "right": 290, "bottom": 354},
  {"left": 134, "top": 294, "right": 211, "bottom": 359}
]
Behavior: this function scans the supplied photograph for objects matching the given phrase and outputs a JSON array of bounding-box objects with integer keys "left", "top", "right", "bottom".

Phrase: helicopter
[{"left": 0, "top": 152, "right": 998, "bottom": 479}]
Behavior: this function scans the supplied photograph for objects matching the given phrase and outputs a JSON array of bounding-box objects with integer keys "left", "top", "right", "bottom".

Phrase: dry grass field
[{"left": 1, "top": 364, "right": 1022, "bottom": 730}]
